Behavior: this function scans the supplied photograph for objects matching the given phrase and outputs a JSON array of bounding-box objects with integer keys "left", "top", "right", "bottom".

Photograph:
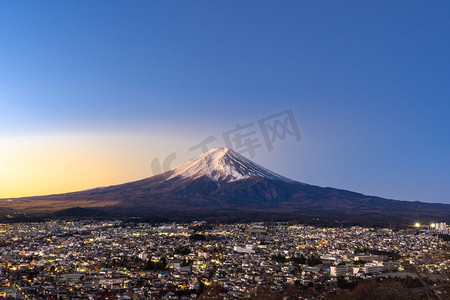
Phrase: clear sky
[{"left": 1, "top": 1, "right": 449, "bottom": 203}]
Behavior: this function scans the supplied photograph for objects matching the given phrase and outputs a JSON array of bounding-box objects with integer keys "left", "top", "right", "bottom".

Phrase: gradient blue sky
[{"left": 1, "top": 1, "right": 449, "bottom": 203}]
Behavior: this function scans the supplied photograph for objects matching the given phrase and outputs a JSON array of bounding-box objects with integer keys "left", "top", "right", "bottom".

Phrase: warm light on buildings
[{"left": 415, "top": 223, "right": 421, "bottom": 228}]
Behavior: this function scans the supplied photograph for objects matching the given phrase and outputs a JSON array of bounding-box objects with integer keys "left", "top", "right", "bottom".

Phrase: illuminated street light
[{"left": 415, "top": 223, "right": 420, "bottom": 228}]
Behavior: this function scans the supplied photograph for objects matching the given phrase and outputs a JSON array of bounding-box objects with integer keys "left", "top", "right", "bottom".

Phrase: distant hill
[{"left": 52, "top": 206, "right": 108, "bottom": 218}]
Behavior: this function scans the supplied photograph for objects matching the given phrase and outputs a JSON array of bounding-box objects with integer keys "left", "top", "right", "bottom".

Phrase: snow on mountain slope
[{"left": 167, "top": 147, "right": 293, "bottom": 183}]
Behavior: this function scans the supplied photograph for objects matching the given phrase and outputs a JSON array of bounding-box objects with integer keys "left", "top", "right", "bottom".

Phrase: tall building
[{"left": 436, "top": 222, "right": 448, "bottom": 234}]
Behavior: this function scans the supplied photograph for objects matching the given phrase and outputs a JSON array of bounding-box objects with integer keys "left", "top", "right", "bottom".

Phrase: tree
[
  {"left": 306, "top": 255, "right": 322, "bottom": 266},
  {"left": 271, "top": 254, "right": 287, "bottom": 263},
  {"left": 291, "top": 255, "right": 307, "bottom": 264},
  {"left": 144, "top": 257, "right": 167, "bottom": 271},
  {"left": 190, "top": 234, "right": 206, "bottom": 241}
]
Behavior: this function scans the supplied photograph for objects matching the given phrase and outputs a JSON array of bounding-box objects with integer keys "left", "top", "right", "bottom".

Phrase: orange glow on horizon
[{"left": 0, "top": 134, "right": 182, "bottom": 198}]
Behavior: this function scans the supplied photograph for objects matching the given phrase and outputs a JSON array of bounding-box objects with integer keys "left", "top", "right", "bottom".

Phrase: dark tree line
[{"left": 271, "top": 254, "right": 323, "bottom": 266}]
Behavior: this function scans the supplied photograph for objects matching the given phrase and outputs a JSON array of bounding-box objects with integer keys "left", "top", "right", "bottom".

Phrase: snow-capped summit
[{"left": 167, "top": 147, "right": 293, "bottom": 183}]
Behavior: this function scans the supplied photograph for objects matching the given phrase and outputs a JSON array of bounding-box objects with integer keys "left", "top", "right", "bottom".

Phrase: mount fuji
[{"left": 2, "top": 147, "right": 450, "bottom": 224}]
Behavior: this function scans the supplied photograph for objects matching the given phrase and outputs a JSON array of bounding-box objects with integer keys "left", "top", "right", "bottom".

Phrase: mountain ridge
[{"left": 1, "top": 147, "right": 449, "bottom": 224}]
